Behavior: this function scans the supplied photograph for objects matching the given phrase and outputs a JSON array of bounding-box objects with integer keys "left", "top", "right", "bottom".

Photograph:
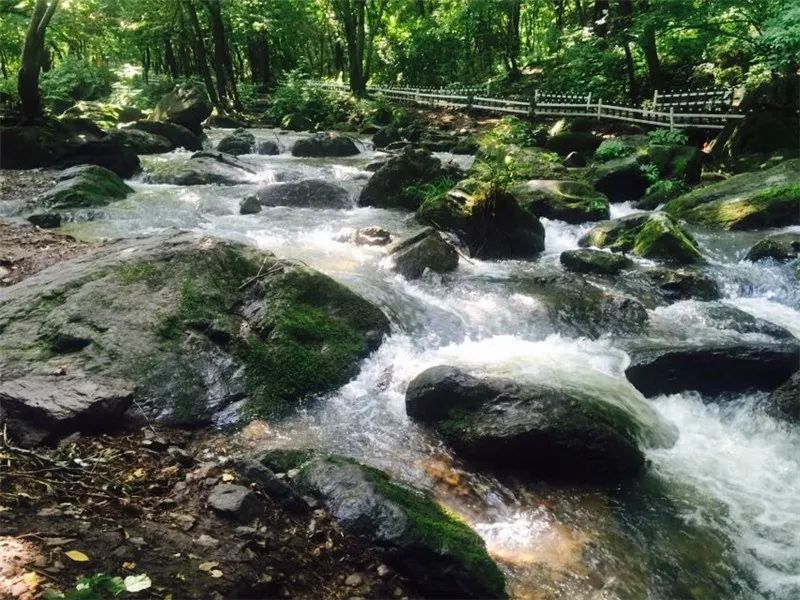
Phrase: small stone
[
  {"left": 377, "top": 564, "right": 391, "bottom": 578},
  {"left": 167, "top": 446, "right": 194, "bottom": 466},
  {"left": 128, "top": 537, "right": 147, "bottom": 547},
  {"left": 345, "top": 573, "right": 363, "bottom": 587},
  {"left": 207, "top": 484, "right": 265, "bottom": 523},
  {"left": 195, "top": 534, "right": 219, "bottom": 548},
  {"left": 240, "top": 195, "right": 262, "bottom": 215}
]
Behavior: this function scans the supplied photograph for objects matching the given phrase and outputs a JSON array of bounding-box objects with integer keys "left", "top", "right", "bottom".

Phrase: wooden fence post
[
  {"left": 669, "top": 106, "right": 675, "bottom": 130},
  {"left": 597, "top": 99, "right": 602, "bottom": 120},
  {"left": 586, "top": 92, "right": 592, "bottom": 115},
  {"left": 653, "top": 89, "right": 659, "bottom": 111}
]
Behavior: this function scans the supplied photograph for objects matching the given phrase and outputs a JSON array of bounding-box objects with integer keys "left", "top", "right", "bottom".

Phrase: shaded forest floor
[{"left": 0, "top": 427, "right": 415, "bottom": 599}]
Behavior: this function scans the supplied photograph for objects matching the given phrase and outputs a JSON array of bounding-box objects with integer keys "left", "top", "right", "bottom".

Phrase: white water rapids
[{"left": 7, "top": 128, "right": 798, "bottom": 599}]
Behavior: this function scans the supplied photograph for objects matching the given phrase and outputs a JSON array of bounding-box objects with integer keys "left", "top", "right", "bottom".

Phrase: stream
[{"left": 14, "top": 128, "right": 800, "bottom": 599}]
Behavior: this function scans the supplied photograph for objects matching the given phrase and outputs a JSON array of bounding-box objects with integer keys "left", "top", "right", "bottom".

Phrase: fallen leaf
[
  {"left": 123, "top": 561, "right": 137, "bottom": 570},
  {"left": 175, "top": 572, "right": 187, "bottom": 582},
  {"left": 210, "top": 569, "right": 223, "bottom": 578},
  {"left": 164, "top": 595, "right": 174, "bottom": 600},
  {"left": 221, "top": 472, "right": 235, "bottom": 482},
  {"left": 131, "top": 467, "right": 146, "bottom": 479},
  {"left": 124, "top": 574, "right": 152, "bottom": 592},
  {"left": 65, "top": 550, "right": 89, "bottom": 562},
  {"left": 22, "top": 571, "right": 42, "bottom": 588},
  {"left": 198, "top": 561, "right": 219, "bottom": 572}
]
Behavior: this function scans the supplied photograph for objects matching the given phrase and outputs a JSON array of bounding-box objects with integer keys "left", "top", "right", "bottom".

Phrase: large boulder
[
  {"left": 217, "top": 129, "right": 256, "bottom": 155},
  {"left": 108, "top": 128, "right": 174, "bottom": 155},
  {"left": 560, "top": 248, "right": 633, "bottom": 275},
  {"left": 34, "top": 165, "right": 133, "bottom": 210},
  {"left": 359, "top": 148, "right": 450, "bottom": 210},
  {"left": 623, "top": 304, "right": 799, "bottom": 396},
  {"left": 389, "top": 228, "right": 459, "bottom": 279},
  {"left": 143, "top": 151, "right": 256, "bottom": 185},
  {"left": 150, "top": 84, "right": 212, "bottom": 135},
  {"left": 544, "top": 131, "right": 602, "bottom": 156},
  {"left": 664, "top": 159, "right": 800, "bottom": 230},
  {"left": 283, "top": 453, "right": 507, "bottom": 599},
  {"left": 405, "top": 366, "right": 676, "bottom": 483},
  {"left": 256, "top": 140, "right": 282, "bottom": 155},
  {"left": 372, "top": 125, "right": 401, "bottom": 149},
  {"left": 745, "top": 232, "right": 800, "bottom": 262},
  {"left": 763, "top": 371, "right": 799, "bottom": 423},
  {"left": 0, "top": 232, "right": 390, "bottom": 445},
  {"left": 0, "top": 121, "right": 140, "bottom": 178},
  {"left": 417, "top": 181, "right": 545, "bottom": 259},
  {"left": 244, "top": 179, "right": 351, "bottom": 209},
  {"left": 291, "top": 133, "right": 360, "bottom": 157},
  {"left": 127, "top": 120, "right": 202, "bottom": 151},
  {"left": 580, "top": 213, "right": 704, "bottom": 264},
  {"left": 642, "top": 267, "right": 720, "bottom": 303},
  {"left": 511, "top": 179, "right": 610, "bottom": 223}
]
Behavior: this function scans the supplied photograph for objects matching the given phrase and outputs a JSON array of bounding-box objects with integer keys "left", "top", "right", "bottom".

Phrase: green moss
[
  {"left": 358, "top": 463, "right": 507, "bottom": 598},
  {"left": 117, "top": 262, "right": 164, "bottom": 286},
  {"left": 259, "top": 449, "right": 316, "bottom": 473},
  {"left": 687, "top": 183, "right": 800, "bottom": 230},
  {"left": 43, "top": 165, "right": 133, "bottom": 210},
  {"left": 401, "top": 176, "right": 456, "bottom": 207}
]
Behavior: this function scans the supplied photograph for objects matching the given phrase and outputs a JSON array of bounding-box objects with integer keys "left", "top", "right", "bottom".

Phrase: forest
[{"left": 0, "top": 1, "right": 799, "bottom": 600}]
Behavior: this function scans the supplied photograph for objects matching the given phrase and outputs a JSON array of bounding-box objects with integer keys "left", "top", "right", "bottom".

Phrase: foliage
[
  {"left": 402, "top": 177, "right": 457, "bottom": 206},
  {"left": 44, "top": 573, "right": 125, "bottom": 600},
  {"left": 595, "top": 139, "right": 635, "bottom": 161},
  {"left": 648, "top": 129, "right": 689, "bottom": 146},
  {"left": 639, "top": 163, "right": 661, "bottom": 185},
  {"left": 645, "top": 179, "right": 689, "bottom": 199},
  {"left": 40, "top": 57, "right": 116, "bottom": 109},
  {"left": 265, "top": 73, "right": 360, "bottom": 130}
]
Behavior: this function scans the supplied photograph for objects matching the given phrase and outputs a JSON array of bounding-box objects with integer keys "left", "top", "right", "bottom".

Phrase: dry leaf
[
  {"left": 123, "top": 561, "right": 137, "bottom": 570},
  {"left": 22, "top": 571, "right": 42, "bottom": 588},
  {"left": 198, "top": 561, "right": 218, "bottom": 572},
  {"left": 221, "top": 472, "right": 235, "bottom": 482},
  {"left": 131, "top": 467, "right": 146, "bottom": 479},
  {"left": 175, "top": 572, "right": 187, "bottom": 581},
  {"left": 210, "top": 569, "right": 223, "bottom": 578},
  {"left": 124, "top": 573, "right": 152, "bottom": 592},
  {"left": 65, "top": 550, "right": 89, "bottom": 562}
]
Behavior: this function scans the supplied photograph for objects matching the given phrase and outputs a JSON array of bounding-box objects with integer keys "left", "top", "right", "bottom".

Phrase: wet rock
[
  {"left": 235, "top": 458, "right": 308, "bottom": 512},
  {"left": 0, "top": 232, "right": 390, "bottom": 439},
  {"left": 764, "top": 371, "right": 799, "bottom": 423},
  {"left": 389, "top": 228, "right": 459, "bottom": 279},
  {"left": 151, "top": 84, "right": 212, "bottom": 135},
  {"left": 0, "top": 376, "right": 134, "bottom": 447},
  {"left": 240, "top": 196, "right": 262, "bottom": 215},
  {"left": 206, "top": 114, "right": 251, "bottom": 128},
  {"left": 27, "top": 213, "right": 62, "bottom": 229},
  {"left": 563, "top": 151, "right": 587, "bottom": 167},
  {"left": 336, "top": 226, "right": 392, "bottom": 246},
  {"left": 217, "top": 129, "right": 256, "bottom": 155},
  {"left": 35, "top": 165, "right": 133, "bottom": 210},
  {"left": 580, "top": 213, "right": 703, "bottom": 264},
  {"left": 591, "top": 154, "right": 651, "bottom": 202},
  {"left": 417, "top": 180, "right": 545, "bottom": 259},
  {"left": 364, "top": 158, "right": 389, "bottom": 172},
  {"left": 511, "top": 179, "right": 610, "bottom": 224},
  {"left": 560, "top": 248, "right": 633, "bottom": 275},
  {"left": 373, "top": 126, "right": 401, "bottom": 149},
  {"left": 143, "top": 151, "right": 256, "bottom": 185},
  {"left": 624, "top": 304, "right": 799, "bottom": 396},
  {"left": 406, "top": 366, "right": 676, "bottom": 483},
  {"left": 292, "top": 133, "right": 360, "bottom": 157},
  {"left": 127, "top": 120, "right": 202, "bottom": 151},
  {"left": 256, "top": 140, "right": 282, "bottom": 155},
  {"left": 545, "top": 131, "right": 602, "bottom": 156},
  {"left": 109, "top": 128, "right": 174, "bottom": 154},
  {"left": 664, "top": 158, "right": 800, "bottom": 230},
  {"left": 745, "top": 232, "right": 800, "bottom": 262},
  {"left": 450, "top": 137, "right": 479, "bottom": 155},
  {"left": 293, "top": 455, "right": 507, "bottom": 599},
  {"left": 384, "top": 141, "right": 413, "bottom": 152},
  {"left": 359, "top": 147, "right": 450, "bottom": 210},
  {"left": 0, "top": 121, "right": 140, "bottom": 177},
  {"left": 207, "top": 484, "right": 265, "bottom": 523},
  {"left": 117, "top": 106, "right": 146, "bottom": 124},
  {"left": 246, "top": 179, "right": 351, "bottom": 209},
  {"left": 643, "top": 267, "right": 720, "bottom": 302}
]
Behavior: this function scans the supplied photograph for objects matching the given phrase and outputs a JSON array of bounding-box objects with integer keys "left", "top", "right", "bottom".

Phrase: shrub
[
  {"left": 647, "top": 128, "right": 689, "bottom": 146},
  {"left": 483, "top": 115, "right": 547, "bottom": 148},
  {"left": 41, "top": 57, "right": 116, "bottom": 109},
  {"left": 266, "top": 73, "right": 359, "bottom": 130},
  {"left": 594, "top": 139, "right": 634, "bottom": 161},
  {"left": 639, "top": 162, "right": 661, "bottom": 184},
  {"left": 645, "top": 179, "right": 688, "bottom": 199}
]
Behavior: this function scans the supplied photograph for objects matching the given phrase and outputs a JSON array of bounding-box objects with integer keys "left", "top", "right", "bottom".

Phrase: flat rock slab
[{"left": 207, "top": 484, "right": 265, "bottom": 523}]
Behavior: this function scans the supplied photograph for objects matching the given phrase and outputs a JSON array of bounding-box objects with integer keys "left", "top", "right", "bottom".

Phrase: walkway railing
[{"left": 309, "top": 81, "right": 745, "bottom": 130}]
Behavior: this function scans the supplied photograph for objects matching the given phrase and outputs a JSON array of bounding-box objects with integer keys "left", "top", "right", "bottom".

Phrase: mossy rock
[
  {"left": 544, "top": 131, "right": 602, "bottom": 156},
  {"left": 36, "top": 164, "right": 132, "bottom": 210},
  {"left": 580, "top": 213, "right": 703, "bottom": 264},
  {"left": 217, "top": 129, "right": 256, "bottom": 155},
  {"left": 359, "top": 147, "right": 449, "bottom": 210},
  {"left": 511, "top": 179, "right": 609, "bottom": 224},
  {"left": 417, "top": 181, "right": 545, "bottom": 259},
  {"left": 560, "top": 248, "right": 634, "bottom": 275},
  {"left": 0, "top": 233, "right": 390, "bottom": 438},
  {"left": 472, "top": 143, "right": 569, "bottom": 183},
  {"left": 294, "top": 454, "right": 507, "bottom": 599},
  {"left": 745, "top": 232, "right": 800, "bottom": 262},
  {"left": 389, "top": 228, "right": 459, "bottom": 279},
  {"left": 663, "top": 158, "right": 800, "bottom": 230}
]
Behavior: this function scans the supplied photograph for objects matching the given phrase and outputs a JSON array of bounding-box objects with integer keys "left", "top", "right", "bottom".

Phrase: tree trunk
[
  {"left": 182, "top": 0, "right": 219, "bottom": 107},
  {"left": 201, "top": 0, "right": 239, "bottom": 108},
  {"left": 18, "top": 0, "right": 58, "bottom": 122},
  {"left": 164, "top": 39, "right": 179, "bottom": 78},
  {"left": 637, "top": 0, "right": 661, "bottom": 90},
  {"left": 505, "top": 0, "right": 522, "bottom": 80}
]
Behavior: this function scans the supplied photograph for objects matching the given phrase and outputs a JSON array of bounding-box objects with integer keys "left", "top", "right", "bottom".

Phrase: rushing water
[{"left": 10, "top": 128, "right": 799, "bottom": 599}]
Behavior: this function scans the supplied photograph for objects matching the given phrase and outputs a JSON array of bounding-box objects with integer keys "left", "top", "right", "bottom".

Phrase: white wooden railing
[{"left": 309, "top": 81, "right": 745, "bottom": 130}]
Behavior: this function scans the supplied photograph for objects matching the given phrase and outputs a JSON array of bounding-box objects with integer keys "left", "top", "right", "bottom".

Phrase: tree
[
  {"left": 18, "top": 0, "right": 58, "bottom": 120},
  {"left": 330, "top": 0, "right": 387, "bottom": 95}
]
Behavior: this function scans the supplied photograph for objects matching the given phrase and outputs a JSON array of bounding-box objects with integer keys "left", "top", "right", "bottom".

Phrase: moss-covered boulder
[
  {"left": 150, "top": 83, "right": 212, "bottom": 135},
  {"left": 245, "top": 179, "right": 351, "bottom": 209},
  {"left": 61, "top": 101, "right": 121, "bottom": 129},
  {"left": 580, "top": 213, "right": 703, "bottom": 264},
  {"left": 417, "top": 181, "right": 545, "bottom": 259},
  {"left": 389, "top": 228, "right": 459, "bottom": 279},
  {"left": 359, "top": 147, "right": 452, "bottom": 210},
  {"left": 35, "top": 165, "right": 133, "bottom": 210},
  {"left": 473, "top": 144, "right": 568, "bottom": 183},
  {"left": 143, "top": 150, "right": 257, "bottom": 185},
  {"left": 128, "top": 120, "right": 202, "bottom": 151},
  {"left": 0, "top": 233, "right": 389, "bottom": 444},
  {"left": 372, "top": 125, "right": 401, "bottom": 149},
  {"left": 560, "top": 248, "right": 633, "bottom": 275},
  {"left": 544, "top": 131, "right": 602, "bottom": 156},
  {"left": 292, "top": 132, "right": 359, "bottom": 157},
  {"left": 217, "top": 129, "right": 256, "bottom": 155},
  {"left": 108, "top": 128, "right": 174, "bottom": 155},
  {"left": 642, "top": 267, "right": 720, "bottom": 302},
  {"left": 406, "top": 366, "right": 677, "bottom": 483},
  {"left": 745, "top": 232, "right": 800, "bottom": 262},
  {"left": 664, "top": 159, "right": 800, "bottom": 230},
  {"left": 281, "top": 453, "right": 506, "bottom": 599},
  {"left": 511, "top": 179, "right": 610, "bottom": 223}
]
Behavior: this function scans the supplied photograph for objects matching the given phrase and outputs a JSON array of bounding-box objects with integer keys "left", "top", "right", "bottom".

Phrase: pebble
[
  {"left": 345, "top": 573, "right": 363, "bottom": 587},
  {"left": 168, "top": 446, "right": 194, "bottom": 466}
]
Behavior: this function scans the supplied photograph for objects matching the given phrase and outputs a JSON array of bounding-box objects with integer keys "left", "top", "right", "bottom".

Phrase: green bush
[
  {"left": 266, "top": 73, "right": 360, "bottom": 130},
  {"left": 647, "top": 128, "right": 689, "bottom": 146},
  {"left": 639, "top": 162, "right": 661, "bottom": 184},
  {"left": 594, "top": 139, "right": 634, "bottom": 161},
  {"left": 41, "top": 58, "right": 116, "bottom": 110},
  {"left": 645, "top": 179, "right": 688, "bottom": 198},
  {"left": 482, "top": 115, "right": 547, "bottom": 148}
]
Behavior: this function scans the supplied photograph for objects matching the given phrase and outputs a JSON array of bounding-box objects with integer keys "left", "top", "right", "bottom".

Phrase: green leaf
[{"left": 123, "top": 574, "right": 152, "bottom": 593}]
